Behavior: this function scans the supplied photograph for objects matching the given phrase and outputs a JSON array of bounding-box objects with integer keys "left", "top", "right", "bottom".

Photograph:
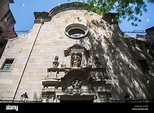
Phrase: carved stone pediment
[
  {"left": 61, "top": 69, "right": 92, "bottom": 92},
  {"left": 64, "top": 44, "right": 89, "bottom": 57}
]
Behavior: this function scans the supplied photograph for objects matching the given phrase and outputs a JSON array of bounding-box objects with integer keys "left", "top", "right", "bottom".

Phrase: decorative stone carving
[
  {"left": 71, "top": 79, "right": 82, "bottom": 89},
  {"left": 65, "top": 79, "right": 83, "bottom": 95},
  {"left": 61, "top": 64, "right": 66, "bottom": 68},
  {"left": 64, "top": 44, "right": 89, "bottom": 56},
  {"left": 34, "top": 12, "right": 51, "bottom": 23},
  {"left": 64, "top": 44, "right": 91, "bottom": 68},
  {"left": 53, "top": 56, "right": 59, "bottom": 68},
  {"left": 71, "top": 53, "right": 82, "bottom": 67}
]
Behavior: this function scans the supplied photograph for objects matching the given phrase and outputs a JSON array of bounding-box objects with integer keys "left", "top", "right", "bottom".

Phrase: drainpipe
[{"left": 12, "top": 20, "right": 44, "bottom": 103}]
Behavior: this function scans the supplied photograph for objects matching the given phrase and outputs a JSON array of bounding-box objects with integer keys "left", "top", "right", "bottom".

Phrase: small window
[
  {"left": 1, "top": 59, "right": 14, "bottom": 71},
  {"left": 138, "top": 59, "right": 149, "bottom": 72}
]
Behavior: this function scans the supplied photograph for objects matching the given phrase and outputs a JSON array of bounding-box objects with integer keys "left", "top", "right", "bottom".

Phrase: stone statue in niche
[
  {"left": 52, "top": 56, "right": 59, "bottom": 68},
  {"left": 71, "top": 53, "right": 82, "bottom": 67}
]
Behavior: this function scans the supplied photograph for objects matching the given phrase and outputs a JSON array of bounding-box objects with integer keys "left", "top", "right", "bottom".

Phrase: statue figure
[
  {"left": 20, "top": 92, "right": 28, "bottom": 102},
  {"left": 53, "top": 56, "right": 59, "bottom": 68},
  {"left": 71, "top": 54, "right": 81, "bottom": 67}
]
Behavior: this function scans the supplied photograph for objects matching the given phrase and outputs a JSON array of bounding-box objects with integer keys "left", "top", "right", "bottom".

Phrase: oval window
[{"left": 65, "top": 23, "right": 88, "bottom": 39}]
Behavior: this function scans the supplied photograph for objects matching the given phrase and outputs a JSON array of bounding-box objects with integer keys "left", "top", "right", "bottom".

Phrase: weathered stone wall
[{"left": 0, "top": 24, "right": 42, "bottom": 101}]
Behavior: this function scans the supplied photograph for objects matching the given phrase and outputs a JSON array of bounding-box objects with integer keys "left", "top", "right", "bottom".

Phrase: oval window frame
[{"left": 65, "top": 23, "right": 88, "bottom": 39}]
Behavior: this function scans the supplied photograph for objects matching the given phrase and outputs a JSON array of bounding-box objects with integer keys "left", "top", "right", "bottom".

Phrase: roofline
[
  {"left": 146, "top": 26, "right": 154, "bottom": 32},
  {"left": 48, "top": 2, "right": 117, "bottom": 22},
  {"left": 49, "top": 2, "right": 89, "bottom": 18}
]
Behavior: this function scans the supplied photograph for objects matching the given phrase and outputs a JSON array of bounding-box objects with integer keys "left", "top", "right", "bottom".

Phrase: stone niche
[{"left": 64, "top": 44, "right": 90, "bottom": 68}]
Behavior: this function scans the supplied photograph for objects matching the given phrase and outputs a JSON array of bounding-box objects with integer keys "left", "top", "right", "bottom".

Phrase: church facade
[{"left": 0, "top": 2, "right": 154, "bottom": 103}]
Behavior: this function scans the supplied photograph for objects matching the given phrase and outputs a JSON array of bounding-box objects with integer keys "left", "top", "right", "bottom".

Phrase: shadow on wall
[
  {"left": 80, "top": 18, "right": 154, "bottom": 100},
  {"left": 33, "top": 92, "right": 42, "bottom": 102}
]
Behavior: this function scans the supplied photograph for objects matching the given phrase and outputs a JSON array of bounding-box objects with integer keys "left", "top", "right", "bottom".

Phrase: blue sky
[{"left": 10, "top": 0, "right": 154, "bottom": 35}]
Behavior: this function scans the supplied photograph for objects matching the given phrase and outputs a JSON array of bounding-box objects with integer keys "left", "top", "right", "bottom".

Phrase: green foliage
[{"left": 69, "top": 0, "right": 154, "bottom": 26}]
